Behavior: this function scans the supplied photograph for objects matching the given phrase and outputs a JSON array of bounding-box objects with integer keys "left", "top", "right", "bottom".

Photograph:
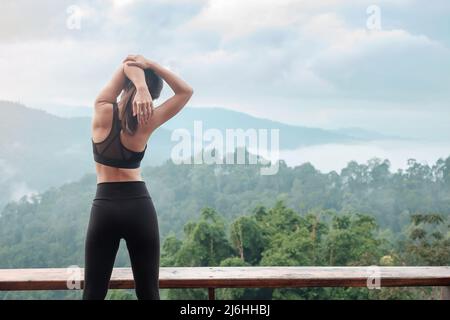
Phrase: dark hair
[{"left": 119, "top": 69, "right": 163, "bottom": 135}]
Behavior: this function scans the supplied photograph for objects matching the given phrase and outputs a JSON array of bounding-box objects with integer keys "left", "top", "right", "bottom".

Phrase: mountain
[
  {"left": 125, "top": 106, "right": 360, "bottom": 148},
  {"left": 32, "top": 103, "right": 93, "bottom": 118},
  {"left": 0, "top": 100, "right": 389, "bottom": 209},
  {"left": 36, "top": 103, "right": 396, "bottom": 146},
  {"left": 332, "top": 127, "right": 401, "bottom": 140},
  {"left": 41, "top": 104, "right": 390, "bottom": 146}
]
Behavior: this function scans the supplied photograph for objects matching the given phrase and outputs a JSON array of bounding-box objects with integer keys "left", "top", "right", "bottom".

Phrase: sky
[{"left": 0, "top": 0, "right": 449, "bottom": 139}]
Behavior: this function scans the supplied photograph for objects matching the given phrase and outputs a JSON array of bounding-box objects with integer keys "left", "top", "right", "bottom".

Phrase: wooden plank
[{"left": 0, "top": 266, "right": 449, "bottom": 291}]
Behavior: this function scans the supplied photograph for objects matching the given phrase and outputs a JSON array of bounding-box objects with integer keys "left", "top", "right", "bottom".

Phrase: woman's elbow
[
  {"left": 94, "top": 95, "right": 110, "bottom": 107},
  {"left": 178, "top": 87, "right": 193, "bottom": 109},
  {"left": 185, "top": 86, "right": 194, "bottom": 97},
  {"left": 94, "top": 95, "right": 105, "bottom": 107},
  {"left": 178, "top": 86, "right": 193, "bottom": 100}
]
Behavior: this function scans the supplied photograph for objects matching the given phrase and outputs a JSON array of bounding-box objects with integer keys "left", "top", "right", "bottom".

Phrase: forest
[{"left": 0, "top": 151, "right": 449, "bottom": 299}]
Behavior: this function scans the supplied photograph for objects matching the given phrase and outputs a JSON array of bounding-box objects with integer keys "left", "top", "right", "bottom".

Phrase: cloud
[
  {"left": 280, "top": 139, "right": 450, "bottom": 173},
  {"left": 178, "top": 7, "right": 450, "bottom": 107},
  {"left": 182, "top": 0, "right": 418, "bottom": 40},
  {"left": 0, "top": 159, "right": 17, "bottom": 183},
  {"left": 302, "top": 14, "right": 450, "bottom": 102},
  {"left": 0, "top": 1, "right": 68, "bottom": 41},
  {"left": 0, "top": 0, "right": 449, "bottom": 140},
  {"left": 10, "top": 182, "right": 38, "bottom": 203},
  {"left": 0, "top": 38, "right": 128, "bottom": 105}
]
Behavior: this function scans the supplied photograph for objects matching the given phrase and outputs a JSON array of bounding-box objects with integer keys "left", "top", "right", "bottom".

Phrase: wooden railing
[{"left": 0, "top": 266, "right": 449, "bottom": 300}]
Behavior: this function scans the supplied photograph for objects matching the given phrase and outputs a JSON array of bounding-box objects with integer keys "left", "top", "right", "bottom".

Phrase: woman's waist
[
  {"left": 94, "top": 180, "right": 151, "bottom": 200},
  {"left": 95, "top": 162, "right": 142, "bottom": 181}
]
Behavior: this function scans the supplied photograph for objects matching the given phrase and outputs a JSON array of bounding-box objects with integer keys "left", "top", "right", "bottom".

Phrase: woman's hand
[
  {"left": 122, "top": 54, "right": 158, "bottom": 125},
  {"left": 123, "top": 54, "right": 154, "bottom": 70},
  {"left": 133, "top": 86, "right": 153, "bottom": 125}
]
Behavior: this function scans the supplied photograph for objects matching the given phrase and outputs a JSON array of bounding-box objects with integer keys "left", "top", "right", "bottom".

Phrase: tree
[
  {"left": 229, "top": 216, "right": 267, "bottom": 264},
  {"left": 402, "top": 213, "right": 450, "bottom": 265}
]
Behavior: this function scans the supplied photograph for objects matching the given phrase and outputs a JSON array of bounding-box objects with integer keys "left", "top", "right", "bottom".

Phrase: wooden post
[
  {"left": 208, "top": 287, "right": 215, "bottom": 300},
  {"left": 441, "top": 287, "right": 450, "bottom": 300}
]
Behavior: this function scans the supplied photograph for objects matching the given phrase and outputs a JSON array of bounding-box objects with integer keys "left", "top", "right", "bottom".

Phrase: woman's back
[{"left": 91, "top": 55, "right": 193, "bottom": 183}]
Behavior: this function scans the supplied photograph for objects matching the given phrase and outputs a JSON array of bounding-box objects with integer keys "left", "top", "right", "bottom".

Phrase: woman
[{"left": 83, "top": 54, "right": 193, "bottom": 300}]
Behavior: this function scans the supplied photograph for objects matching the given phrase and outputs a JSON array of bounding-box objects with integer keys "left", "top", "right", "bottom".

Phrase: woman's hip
[{"left": 89, "top": 181, "right": 158, "bottom": 234}]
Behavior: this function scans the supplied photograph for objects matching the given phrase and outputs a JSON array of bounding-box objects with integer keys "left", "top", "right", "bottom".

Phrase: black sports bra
[{"left": 92, "top": 102, "right": 147, "bottom": 169}]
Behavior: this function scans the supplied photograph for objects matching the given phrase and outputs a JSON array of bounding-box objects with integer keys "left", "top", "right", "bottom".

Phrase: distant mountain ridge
[
  {"left": 35, "top": 102, "right": 394, "bottom": 144},
  {"left": 0, "top": 100, "right": 392, "bottom": 209}
]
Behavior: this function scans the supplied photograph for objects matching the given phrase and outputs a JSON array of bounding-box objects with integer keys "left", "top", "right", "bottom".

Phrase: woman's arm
[
  {"left": 94, "top": 64, "right": 127, "bottom": 106},
  {"left": 124, "top": 55, "right": 194, "bottom": 131},
  {"left": 93, "top": 65, "right": 127, "bottom": 131},
  {"left": 94, "top": 61, "right": 153, "bottom": 125},
  {"left": 123, "top": 64, "right": 153, "bottom": 125}
]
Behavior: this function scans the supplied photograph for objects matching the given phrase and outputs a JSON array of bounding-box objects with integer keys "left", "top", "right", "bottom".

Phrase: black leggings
[{"left": 83, "top": 181, "right": 160, "bottom": 300}]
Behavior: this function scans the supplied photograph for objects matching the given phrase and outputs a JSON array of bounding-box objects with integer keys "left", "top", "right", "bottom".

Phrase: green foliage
[
  {"left": 324, "top": 214, "right": 382, "bottom": 266},
  {"left": 230, "top": 216, "right": 267, "bottom": 264},
  {"left": 174, "top": 208, "right": 234, "bottom": 267},
  {"left": 0, "top": 154, "right": 449, "bottom": 300},
  {"left": 401, "top": 213, "right": 450, "bottom": 265},
  {"left": 161, "top": 201, "right": 449, "bottom": 300},
  {"left": 106, "top": 290, "right": 135, "bottom": 300}
]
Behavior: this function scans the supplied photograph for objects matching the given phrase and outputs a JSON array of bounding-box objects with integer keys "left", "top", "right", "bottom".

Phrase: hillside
[{"left": 1, "top": 154, "right": 449, "bottom": 270}]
